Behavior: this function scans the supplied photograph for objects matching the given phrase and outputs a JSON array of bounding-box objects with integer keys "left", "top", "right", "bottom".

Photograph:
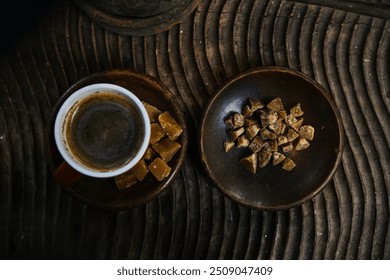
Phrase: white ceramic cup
[{"left": 54, "top": 83, "right": 151, "bottom": 178}]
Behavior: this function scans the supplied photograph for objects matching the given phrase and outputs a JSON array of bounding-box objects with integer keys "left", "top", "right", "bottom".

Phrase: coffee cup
[{"left": 53, "top": 83, "right": 151, "bottom": 183}]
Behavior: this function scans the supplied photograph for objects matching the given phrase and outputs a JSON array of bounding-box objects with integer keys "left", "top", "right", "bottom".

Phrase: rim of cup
[{"left": 54, "top": 83, "right": 151, "bottom": 178}]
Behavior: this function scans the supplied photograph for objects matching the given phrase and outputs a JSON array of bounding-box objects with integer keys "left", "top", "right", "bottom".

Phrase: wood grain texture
[{"left": 0, "top": 0, "right": 389, "bottom": 259}]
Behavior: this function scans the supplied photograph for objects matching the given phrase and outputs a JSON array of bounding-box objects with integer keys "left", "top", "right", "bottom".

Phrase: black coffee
[{"left": 65, "top": 91, "right": 145, "bottom": 171}]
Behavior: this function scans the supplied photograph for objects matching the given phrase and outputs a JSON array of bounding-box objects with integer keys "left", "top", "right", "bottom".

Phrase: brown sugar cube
[
  {"left": 267, "top": 97, "right": 285, "bottom": 112},
  {"left": 259, "top": 109, "right": 278, "bottom": 127},
  {"left": 249, "top": 98, "right": 265, "bottom": 111},
  {"left": 290, "top": 103, "right": 304, "bottom": 117},
  {"left": 260, "top": 128, "right": 277, "bottom": 140},
  {"left": 266, "top": 110, "right": 279, "bottom": 125},
  {"left": 281, "top": 122, "right": 287, "bottom": 134},
  {"left": 149, "top": 157, "right": 171, "bottom": 181},
  {"left": 290, "top": 118, "right": 304, "bottom": 132},
  {"left": 282, "top": 158, "right": 296, "bottom": 171},
  {"left": 295, "top": 137, "right": 310, "bottom": 151},
  {"left": 224, "top": 115, "right": 234, "bottom": 129},
  {"left": 227, "top": 127, "right": 245, "bottom": 141},
  {"left": 152, "top": 138, "right": 181, "bottom": 162},
  {"left": 131, "top": 159, "right": 149, "bottom": 181},
  {"left": 242, "top": 105, "right": 253, "bottom": 117},
  {"left": 246, "top": 124, "right": 261, "bottom": 140},
  {"left": 232, "top": 113, "right": 245, "bottom": 128},
  {"left": 258, "top": 149, "right": 272, "bottom": 168},
  {"left": 240, "top": 153, "right": 257, "bottom": 174},
  {"left": 277, "top": 135, "right": 289, "bottom": 146},
  {"left": 236, "top": 134, "right": 250, "bottom": 148},
  {"left": 142, "top": 102, "right": 162, "bottom": 123},
  {"left": 263, "top": 139, "right": 278, "bottom": 152},
  {"left": 268, "top": 119, "right": 284, "bottom": 135},
  {"left": 299, "top": 125, "right": 315, "bottom": 141},
  {"left": 115, "top": 171, "right": 138, "bottom": 190},
  {"left": 249, "top": 136, "right": 266, "bottom": 153},
  {"left": 278, "top": 110, "right": 287, "bottom": 120},
  {"left": 244, "top": 118, "right": 259, "bottom": 127},
  {"left": 282, "top": 142, "right": 294, "bottom": 153},
  {"left": 224, "top": 140, "right": 235, "bottom": 152},
  {"left": 150, "top": 123, "right": 166, "bottom": 144},
  {"left": 158, "top": 111, "right": 183, "bottom": 140},
  {"left": 143, "top": 147, "right": 156, "bottom": 162},
  {"left": 287, "top": 128, "right": 299, "bottom": 142},
  {"left": 285, "top": 114, "right": 298, "bottom": 127},
  {"left": 272, "top": 151, "right": 286, "bottom": 165}
]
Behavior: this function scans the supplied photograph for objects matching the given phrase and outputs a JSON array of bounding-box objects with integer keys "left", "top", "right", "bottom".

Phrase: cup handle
[{"left": 53, "top": 161, "right": 83, "bottom": 187}]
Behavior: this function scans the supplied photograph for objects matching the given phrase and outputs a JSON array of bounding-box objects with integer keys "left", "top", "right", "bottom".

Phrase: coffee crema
[{"left": 64, "top": 91, "right": 145, "bottom": 171}]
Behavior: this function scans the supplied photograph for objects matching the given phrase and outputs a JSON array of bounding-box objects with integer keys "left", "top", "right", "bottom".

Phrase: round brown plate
[
  {"left": 199, "top": 67, "right": 344, "bottom": 211},
  {"left": 46, "top": 69, "right": 188, "bottom": 209},
  {"left": 73, "top": 0, "right": 201, "bottom": 36}
]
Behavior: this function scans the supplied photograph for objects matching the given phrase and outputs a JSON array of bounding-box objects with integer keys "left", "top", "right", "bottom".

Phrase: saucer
[
  {"left": 73, "top": 0, "right": 201, "bottom": 36},
  {"left": 46, "top": 69, "right": 188, "bottom": 209},
  {"left": 199, "top": 67, "right": 344, "bottom": 211}
]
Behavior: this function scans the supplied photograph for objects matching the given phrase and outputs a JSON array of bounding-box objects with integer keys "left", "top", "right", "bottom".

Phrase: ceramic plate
[
  {"left": 199, "top": 67, "right": 344, "bottom": 210},
  {"left": 46, "top": 69, "right": 188, "bottom": 209}
]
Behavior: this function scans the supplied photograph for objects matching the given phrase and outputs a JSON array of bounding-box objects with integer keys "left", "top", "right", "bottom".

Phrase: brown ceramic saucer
[
  {"left": 73, "top": 0, "right": 201, "bottom": 36},
  {"left": 46, "top": 69, "right": 188, "bottom": 209},
  {"left": 199, "top": 67, "right": 344, "bottom": 211}
]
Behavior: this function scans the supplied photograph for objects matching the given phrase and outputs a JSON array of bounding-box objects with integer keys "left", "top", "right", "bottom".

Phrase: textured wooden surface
[{"left": 0, "top": 0, "right": 389, "bottom": 259}]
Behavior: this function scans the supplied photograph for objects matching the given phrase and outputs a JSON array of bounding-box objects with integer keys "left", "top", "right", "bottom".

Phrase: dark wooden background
[{"left": 0, "top": 0, "right": 389, "bottom": 259}]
